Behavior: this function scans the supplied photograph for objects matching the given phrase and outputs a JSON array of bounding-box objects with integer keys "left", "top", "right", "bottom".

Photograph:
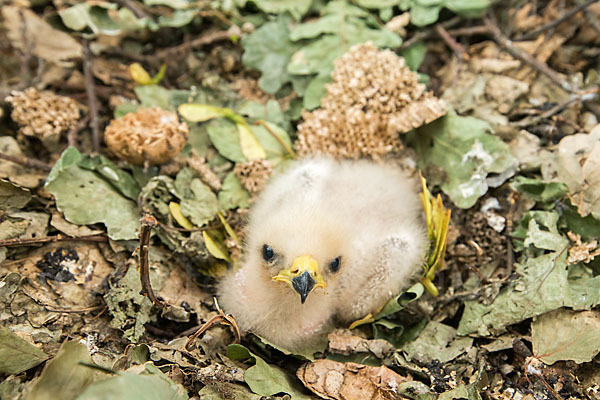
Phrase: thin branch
[
  {"left": 67, "top": 114, "right": 91, "bottom": 149},
  {"left": 435, "top": 23, "right": 470, "bottom": 60},
  {"left": 83, "top": 41, "right": 101, "bottom": 153},
  {"left": 110, "top": 0, "right": 151, "bottom": 19},
  {"left": 0, "top": 234, "right": 107, "bottom": 248},
  {"left": 516, "top": 0, "right": 598, "bottom": 41},
  {"left": 400, "top": 16, "right": 461, "bottom": 49},
  {"left": 154, "top": 29, "right": 233, "bottom": 61},
  {"left": 446, "top": 25, "right": 491, "bottom": 37},
  {"left": 483, "top": 15, "right": 574, "bottom": 93},
  {"left": 254, "top": 120, "right": 297, "bottom": 160},
  {"left": 0, "top": 152, "right": 51, "bottom": 171},
  {"left": 184, "top": 298, "right": 240, "bottom": 349},
  {"left": 138, "top": 214, "right": 163, "bottom": 308}
]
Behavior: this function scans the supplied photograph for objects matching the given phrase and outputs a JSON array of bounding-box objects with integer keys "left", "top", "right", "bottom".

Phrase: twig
[
  {"left": 154, "top": 30, "right": 233, "bottom": 61},
  {"left": 254, "top": 120, "right": 297, "bottom": 160},
  {"left": 514, "top": 96, "right": 581, "bottom": 127},
  {"left": 446, "top": 25, "right": 491, "bottom": 37},
  {"left": 67, "top": 114, "right": 91, "bottom": 149},
  {"left": 82, "top": 41, "right": 101, "bottom": 153},
  {"left": 516, "top": 0, "right": 598, "bottom": 40},
  {"left": 0, "top": 234, "right": 107, "bottom": 248},
  {"left": 110, "top": 0, "right": 151, "bottom": 19},
  {"left": 0, "top": 152, "right": 51, "bottom": 171},
  {"left": 184, "top": 298, "right": 240, "bottom": 350},
  {"left": 483, "top": 15, "right": 574, "bottom": 93},
  {"left": 138, "top": 214, "right": 163, "bottom": 308},
  {"left": 400, "top": 16, "right": 461, "bottom": 49},
  {"left": 435, "top": 23, "right": 470, "bottom": 60}
]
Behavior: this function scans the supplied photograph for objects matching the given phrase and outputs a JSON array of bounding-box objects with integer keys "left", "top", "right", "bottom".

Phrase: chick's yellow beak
[{"left": 272, "top": 255, "right": 326, "bottom": 303}]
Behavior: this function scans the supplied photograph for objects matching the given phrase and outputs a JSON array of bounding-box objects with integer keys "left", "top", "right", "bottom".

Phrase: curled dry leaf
[
  {"left": 296, "top": 42, "right": 446, "bottom": 160},
  {"left": 297, "top": 359, "right": 411, "bottom": 400},
  {"left": 327, "top": 329, "right": 394, "bottom": 359},
  {"left": 104, "top": 107, "right": 189, "bottom": 166}
]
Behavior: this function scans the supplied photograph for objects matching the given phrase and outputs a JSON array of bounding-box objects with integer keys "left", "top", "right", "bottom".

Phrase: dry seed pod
[
  {"left": 104, "top": 107, "right": 189, "bottom": 166},
  {"left": 296, "top": 42, "right": 447, "bottom": 159},
  {"left": 5, "top": 88, "right": 80, "bottom": 146}
]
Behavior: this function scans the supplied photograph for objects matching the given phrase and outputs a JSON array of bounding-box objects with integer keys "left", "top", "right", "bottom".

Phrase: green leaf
[
  {"left": 403, "top": 321, "right": 473, "bottom": 363},
  {"left": 458, "top": 250, "right": 600, "bottom": 336},
  {"left": 0, "top": 180, "right": 31, "bottom": 210},
  {"left": 438, "top": 384, "right": 482, "bottom": 400},
  {"left": 400, "top": 41, "right": 427, "bottom": 71},
  {"left": 134, "top": 85, "right": 173, "bottom": 110},
  {"left": 218, "top": 172, "right": 250, "bottom": 210},
  {"left": 28, "top": 341, "right": 99, "bottom": 400},
  {"left": 375, "top": 283, "right": 424, "bottom": 320},
  {"left": 251, "top": 0, "right": 312, "bottom": 20},
  {"left": 0, "top": 327, "right": 48, "bottom": 374},
  {"left": 76, "top": 363, "right": 188, "bottom": 400},
  {"left": 178, "top": 104, "right": 235, "bottom": 122},
  {"left": 532, "top": 308, "right": 600, "bottom": 365},
  {"left": 78, "top": 154, "right": 140, "bottom": 201},
  {"left": 58, "top": 3, "right": 121, "bottom": 35},
  {"left": 410, "top": 4, "right": 442, "bottom": 26},
  {"left": 510, "top": 176, "right": 568, "bottom": 203},
  {"left": 206, "top": 118, "right": 247, "bottom": 163},
  {"left": 242, "top": 15, "right": 301, "bottom": 94},
  {"left": 45, "top": 148, "right": 140, "bottom": 240},
  {"left": 174, "top": 168, "right": 219, "bottom": 227},
  {"left": 225, "top": 344, "right": 311, "bottom": 399},
  {"left": 237, "top": 122, "right": 267, "bottom": 161},
  {"left": 410, "top": 110, "right": 517, "bottom": 208},
  {"left": 203, "top": 230, "right": 231, "bottom": 262}
]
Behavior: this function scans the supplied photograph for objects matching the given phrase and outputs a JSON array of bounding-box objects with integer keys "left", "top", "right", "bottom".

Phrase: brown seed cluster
[
  {"left": 104, "top": 107, "right": 189, "bottom": 166},
  {"left": 233, "top": 159, "right": 273, "bottom": 194},
  {"left": 567, "top": 232, "right": 600, "bottom": 265},
  {"left": 5, "top": 88, "right": 80, "bottom": 143},
  {"left": 296, "top": 42, "right": 447, "bottom": 159}
]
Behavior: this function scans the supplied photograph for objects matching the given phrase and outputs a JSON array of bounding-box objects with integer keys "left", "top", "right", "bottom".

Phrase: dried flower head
[
  {"left": 296, "top": 42, "right": 446, "bottom": 159},
  {"left": 104, "top": 107, "right": 189, "bottom": 166},
  {"left": 5, "top": 88, "right": 80, "bottom": 146},
  {"left": 567, "top": 231, "right": 600, "bottom": 265},
  {"left": 234, "top": 159, "right": 273, "bottom": 194}
]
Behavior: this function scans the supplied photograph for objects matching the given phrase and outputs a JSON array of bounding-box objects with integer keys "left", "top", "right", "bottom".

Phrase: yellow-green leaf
[
  {"left": 419, "top": 172, "right": 451, "bottom": 296},
  {"left": 218, "top": 211, "right": 240, "bottom": 245},
  {"left": 178, "top": 103, "right": 235, "bottom": 122},
  {"left": 129, "top": 63, "right": 153, "bottom": 85},
  {"left": 169, "top": 202, "right": 193, "bottom": 229},
  {"left": 129, "top": 63, "right": 167, "bottom": 85},
  {"left": 237, "top": 122, "right": 266, "bottom": 161},
  {"left": 203, "top": 230, "right": 231, "bottom": 262}
]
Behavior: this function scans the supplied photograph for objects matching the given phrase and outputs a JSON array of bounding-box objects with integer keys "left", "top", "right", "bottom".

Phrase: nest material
[
  {"left": 234, "top": 159, "right": 273, "bottom": 194},
  {"left": 104, "top": 107, "right": 189, "bottom": 166},
  {"left": 5, "top": 88, "right": 80, "bottom": 145},
  {"left": 296, "top": 42, "right": 447, "bottom": 159}
]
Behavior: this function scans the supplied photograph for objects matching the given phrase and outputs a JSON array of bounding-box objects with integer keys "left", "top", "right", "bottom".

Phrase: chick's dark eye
[
  {"left": 262, "top": 244, "right": 275, "bottom": 261},
  {"left": 329, "top": 256, "right": 341, "bottom": 273}
]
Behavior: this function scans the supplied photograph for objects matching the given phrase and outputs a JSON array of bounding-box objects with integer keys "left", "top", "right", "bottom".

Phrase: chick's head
[{"left": 243, "top": 161, "right": 360, "bottom": 305}]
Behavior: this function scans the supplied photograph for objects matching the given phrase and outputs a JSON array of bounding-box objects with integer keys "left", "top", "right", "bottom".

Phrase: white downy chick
[{"left": 218, "top": 158, "right": 428, "bottom": 352}]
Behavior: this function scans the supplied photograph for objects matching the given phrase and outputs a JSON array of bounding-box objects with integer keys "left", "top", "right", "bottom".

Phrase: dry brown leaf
[
  {"left": 327, "top": 329, "right": 394, "bottom": 359},
  {"left": 297, "top": 359, "right": 411, "bottom": 400},
  {"left": 2, "top": 6, "right": 82, "bottom": 67}
]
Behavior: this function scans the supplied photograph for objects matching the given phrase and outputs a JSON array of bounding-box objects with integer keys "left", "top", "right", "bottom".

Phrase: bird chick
[{"left": 218, "top": 158, "right": 428, "bottom": 352}]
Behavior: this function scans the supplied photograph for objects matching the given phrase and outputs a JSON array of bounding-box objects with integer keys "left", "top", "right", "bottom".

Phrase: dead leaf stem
[
  {"left": 0, "top": 152, "right": 51, "bottom": 171},
  {"left": 516, "top": 0, "right": 598, "bottom": 41},
  {"left": 138, "top": 214, "right": 163, "bottom": 308},
  {"left": 435, "top": 23, "right": 470, "bottom": 61},
  {"left": 83, "top": 41, "right": 100, "bottom": 153},
  {"left": 0, "top": 234, "right": 106, "bottom": 248}
]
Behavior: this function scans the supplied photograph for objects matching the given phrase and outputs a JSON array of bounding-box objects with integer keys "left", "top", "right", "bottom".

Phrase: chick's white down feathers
[{"left": 218, "top": 158, "right": 427, "bottom": 352}]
